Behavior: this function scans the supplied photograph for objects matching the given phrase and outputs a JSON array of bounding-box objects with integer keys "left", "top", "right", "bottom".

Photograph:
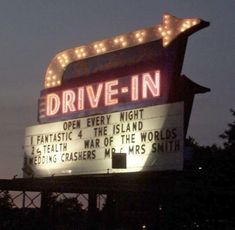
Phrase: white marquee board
[{"left": 24, "top": 102, "right": 184, "bottom": 177}]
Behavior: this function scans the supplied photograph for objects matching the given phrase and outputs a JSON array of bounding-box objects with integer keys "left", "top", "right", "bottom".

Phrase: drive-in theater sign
[{"left": 23, "top": 14, "right": 209, "bottom": 177}]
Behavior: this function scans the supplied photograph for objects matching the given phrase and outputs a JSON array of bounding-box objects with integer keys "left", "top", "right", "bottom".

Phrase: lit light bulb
[
  {"left": 163, "top": 41, "right": 168, "bottom": 46},
  {"left": 164, "top": 14, "right": 170, "bottom": 19},
  {"left": 122, "top": 41, "right": 127, "bottom": 47}
]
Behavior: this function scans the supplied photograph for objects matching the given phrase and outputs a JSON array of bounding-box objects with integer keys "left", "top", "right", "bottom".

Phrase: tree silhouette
[
  {"left": 47, "top": 195, "right": 86, "bottom": 229},
  {"left": 0, "top": 191, "right": 14, "bottom": 229},
  {"left": 0, "top": 191, "right": 13, "bottom": 209},
  {"left": 220, "top": 109, "right": 235, "bottom": 152}
]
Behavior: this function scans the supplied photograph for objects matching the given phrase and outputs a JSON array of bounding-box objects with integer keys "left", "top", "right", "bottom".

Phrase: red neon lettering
[
  {"left": 62, "top": 90, "right": 76, "bottom": 113},
  {"left": 77, "top": 87, "right": 84, "bottom": 111},
  {"left": 142, "top": 71, "right": 160, "bottom": 98},
  {"left": 105, "top": 80, "right": 119, "bottom": 106},
  {"left": 46, "top": 93, "right": 60, "bottom": 116},
  {"left": 43, "top": 70, "right": 161, "bottom": 119},
  {"left": 131, "top": 75, "right": 139, "bottom": 101},
  {"left": 86, "top": 84, "right": 103, "bottom": 108}
]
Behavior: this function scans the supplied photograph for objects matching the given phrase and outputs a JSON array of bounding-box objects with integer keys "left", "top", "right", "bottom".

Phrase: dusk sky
[{"left": 0, "top": 1, "right": 234, "bottom": 179}]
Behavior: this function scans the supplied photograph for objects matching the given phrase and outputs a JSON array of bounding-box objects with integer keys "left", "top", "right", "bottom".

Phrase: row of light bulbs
[
  {"left": 44, "top": 14, "right": 201, "bottom": 89},
  {"left": 45, "top": 29, "right": 148, "bottom": 88},
  {"left": 60, "top": 30, "right": 147, "bottom": 60}
]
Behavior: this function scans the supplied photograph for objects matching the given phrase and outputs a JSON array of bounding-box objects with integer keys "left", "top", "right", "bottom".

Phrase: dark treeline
[{"left": 0, "top": 110, "right": 235, "bottom": 229}]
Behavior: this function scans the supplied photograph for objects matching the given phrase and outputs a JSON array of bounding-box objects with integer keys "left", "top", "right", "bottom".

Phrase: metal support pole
[
  {"left": 22, "top": 191, "right": 26, "bottom": 208},
  {"left": 104, "top": 192, "right": 116, "bottom": 229},
  {"left": 40, "top": 191, "right": 52, "bottom": 227},
  {"left": 88, "top": 192, "right": 97, "bottom": 230}
]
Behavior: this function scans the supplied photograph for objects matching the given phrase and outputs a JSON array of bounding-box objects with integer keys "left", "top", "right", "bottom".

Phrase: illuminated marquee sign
[
  {"left": 38, "top": 14, "right": 209, "bottom": 123},
  {"left": 24, "top": 102, "right": 184, "bottom": 177},
  {"left": 23, "top": 14, "right": 210, "bottom": 177}
]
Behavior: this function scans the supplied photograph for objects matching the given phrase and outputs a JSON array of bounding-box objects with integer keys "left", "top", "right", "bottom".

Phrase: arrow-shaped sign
[{"left": 44, "top": 14, "right": 209, "bottom": 89}]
